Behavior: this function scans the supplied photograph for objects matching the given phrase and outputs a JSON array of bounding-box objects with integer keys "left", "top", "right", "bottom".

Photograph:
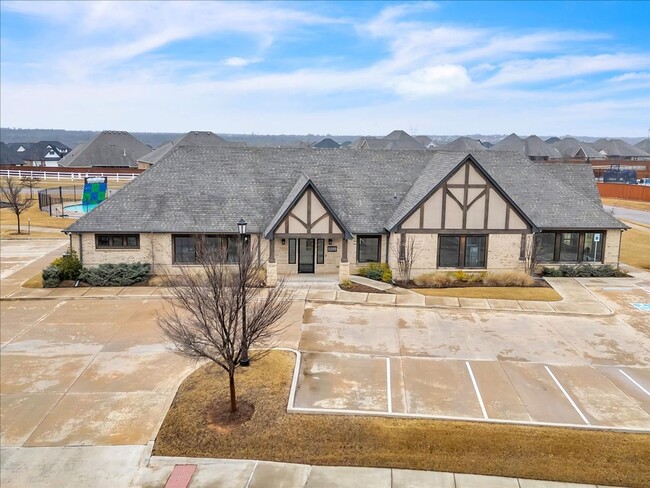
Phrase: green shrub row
[
  {"left": 356, "top": 262, "right": 392, "bottom": 283},
  {"left": 542, "top": 264, "right": 626, "bottom": 278},
  {"left": 78, "top": 263, "right": 152, "bottom": 286}
]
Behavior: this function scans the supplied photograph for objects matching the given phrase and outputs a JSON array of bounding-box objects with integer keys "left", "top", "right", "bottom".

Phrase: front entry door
[{"left": 298, "top": 238, "right": 315, "bottom": 273}]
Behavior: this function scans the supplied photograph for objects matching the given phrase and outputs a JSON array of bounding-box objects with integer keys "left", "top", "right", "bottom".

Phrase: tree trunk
[
  {"left": 229, "top": 372, "right": 237, "bottom": 412},
  {"left": 16, "top": 213, "right": 21, "bottom": 234}
]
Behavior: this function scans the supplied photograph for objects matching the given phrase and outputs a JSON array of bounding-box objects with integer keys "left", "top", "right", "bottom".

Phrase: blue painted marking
[{"left": 631, "top": 303, "right": 650, "bottom": 311}]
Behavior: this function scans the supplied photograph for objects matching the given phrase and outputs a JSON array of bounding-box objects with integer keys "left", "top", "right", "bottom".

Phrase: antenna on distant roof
[
  {"left": 393, "top": 192, "right": 397, "bottom": 199},
  {"left": 123, "top": 149, "right": 127, "bottom": 157}
]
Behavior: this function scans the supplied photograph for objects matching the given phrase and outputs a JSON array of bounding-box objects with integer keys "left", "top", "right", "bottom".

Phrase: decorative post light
[{"left": 237, "top": 217, "right": 250, "bottom": 367}]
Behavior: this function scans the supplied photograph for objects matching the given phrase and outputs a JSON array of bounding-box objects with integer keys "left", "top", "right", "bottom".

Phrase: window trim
[
  {"left": 96, "top": 233, "right": 140, "bottom": 250},
  {"left": 538, "top": 230, "right": 606, "bottom": 264},
  {"left": 172, "top": 233, "right": 242, "bottom": 265},
  {"left": 357, "top": 235, "right": 382, "bottom": 263},
  {"left": 437, "top": 234, "right": 488, "bottom": 269}
]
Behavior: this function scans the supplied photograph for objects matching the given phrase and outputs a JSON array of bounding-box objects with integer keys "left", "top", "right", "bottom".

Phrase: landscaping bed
[
  {"left": 154, "top": 351, "right": 650, "bottom": 488},
  {"left": 339, "top": 282, "right": 387, "bottom": 294},
  {"left": 415, "top": 287, "right": 562, "bottom": 301}
]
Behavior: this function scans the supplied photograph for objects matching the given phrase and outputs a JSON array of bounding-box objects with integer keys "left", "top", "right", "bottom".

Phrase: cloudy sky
[{"left": 1, "top": 1, "right": 649, "bottom": 136}]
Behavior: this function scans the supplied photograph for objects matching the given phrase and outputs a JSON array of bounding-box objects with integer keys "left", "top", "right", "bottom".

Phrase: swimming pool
[{"left": 64, "top": 203, "right": 99, "bottom": 213}]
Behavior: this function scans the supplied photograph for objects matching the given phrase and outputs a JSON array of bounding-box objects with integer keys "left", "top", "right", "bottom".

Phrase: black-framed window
[
  {"left": 317, "top": 239, "right": 325, "bottom": 264},
  {"left": 357, "top": 235, "right": 381, "bottom": 263},
  {"left": 438, "top": 235, "right": 487, "bottom": 268},
  {"left": 173, "top": 234, "right": 242, "bottom": 264},
  {"left": 539, "top": 231, "right": 605, "bottom": 263},
  {"left": 96, "top": 234, "right": 139, "bottom": 249},
  {"left": 288, "top": 238, "right": 296, "bottom": 264}
]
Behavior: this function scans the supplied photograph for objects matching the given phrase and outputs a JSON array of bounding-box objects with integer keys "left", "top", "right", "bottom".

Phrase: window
[
  {"left": 173, "top": 235, "right": 196, "bottom": 263},
  {"left": 288, "top": 238, "right": 296, "bottom": 264},
  {"left": 438, "top": 235, "right": 487, "bottom": 268},
  {"left": 538, "top": 231, "right": 605, "bottom": 263},
  {"left": 519, "top": 234, "right": 527, "bottom": 261},
  {"left": 357, "top": 236, "right": 381, "bottom": 263},
  {"left": 96, "top": 234, "right": 139, "bottom": 249},
  {"left": 559, "top": 232, "right": 580, "bottom": 262},
  {"left": 582, "top": 232, "right": 603, "bottom": 262},
  {"left": 173, "top": 234, "right": 242, "bottom": 264},
  {"left": 317, "top": 239, "right": 325, "bottom": 264}
]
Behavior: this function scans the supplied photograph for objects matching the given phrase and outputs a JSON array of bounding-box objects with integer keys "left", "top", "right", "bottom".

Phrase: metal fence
[
  {"left": 1, "top": 168, "right": 139, "bottom": 182},
  {"left": 37, "top": 185, "right": 84, "bottom": 217}
]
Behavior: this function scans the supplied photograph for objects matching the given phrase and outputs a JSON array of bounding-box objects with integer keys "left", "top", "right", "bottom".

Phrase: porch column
[
  {"left": 266, "top": 238, "right": 277, "bottom": 287},
  {"left": 339, "top": 238, "right": 350, "bottom": 283}
]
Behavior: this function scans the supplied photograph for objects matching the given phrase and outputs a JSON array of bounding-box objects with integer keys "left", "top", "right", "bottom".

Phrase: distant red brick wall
[{"left": 598, "top": 183, "right": 650, "bottom": 201}]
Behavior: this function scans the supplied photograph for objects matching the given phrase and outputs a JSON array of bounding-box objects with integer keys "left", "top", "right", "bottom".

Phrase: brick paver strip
[{"left": 164, "top": 464, "right": 197, "bottom": 488}]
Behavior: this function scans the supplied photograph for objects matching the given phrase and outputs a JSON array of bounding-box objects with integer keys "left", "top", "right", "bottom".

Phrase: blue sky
[{"left": 1, "top": 1, "right": 649, "bottom": 136}]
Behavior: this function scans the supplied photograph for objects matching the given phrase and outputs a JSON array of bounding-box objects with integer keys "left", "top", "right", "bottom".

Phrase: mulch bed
[
  {"left": 339, "top": 283, "right": 387, "bottom": 294},
  {"left": 399, "top": 278, "right": 551, "bottom": 289}
]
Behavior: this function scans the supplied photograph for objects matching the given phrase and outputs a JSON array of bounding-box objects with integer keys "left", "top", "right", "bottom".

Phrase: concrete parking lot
[{"left": 293, "top": 300, "right": 650, "bottom": 430}]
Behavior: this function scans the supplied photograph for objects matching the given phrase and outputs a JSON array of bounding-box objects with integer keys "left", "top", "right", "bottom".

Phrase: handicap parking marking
[{"left": 631, "top": 303, "right": 650, "bottom": 311}]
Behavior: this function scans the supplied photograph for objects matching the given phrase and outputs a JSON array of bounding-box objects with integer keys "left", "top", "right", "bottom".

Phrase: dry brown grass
[
  {"left": 154, "top": 351, "right": 650, "bottom": 487},
  {"left": 0, "top": 203, "right": 73, "bottom": 231},
  {"left": 620, "top": 226, "right": 650, "bottom": 270},
  {"left": 602, "top": 197, "right": 650, "bottom": 212},
  {"left": 415, "top": 287, "right": 562, "bottom": 301},
  {"left": 482, "top": 271, "right": 535, "bottom": 287},
  {"left": 22, "top": 272, "right": 43, "bottom": 288}
]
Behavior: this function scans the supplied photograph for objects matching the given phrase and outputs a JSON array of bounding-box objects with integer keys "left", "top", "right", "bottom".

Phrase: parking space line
[
  {"left": 465, "top": 361, "right": 488, "bottom": 419},
  {"left": 386, "top": 357, "right": 392, "bottom": 413},
  {"left": 544, "top": 366, "right": 590, "bottom": 425},
  {"left": 619, "top": 369, "right": 650, "bottom": 397}
]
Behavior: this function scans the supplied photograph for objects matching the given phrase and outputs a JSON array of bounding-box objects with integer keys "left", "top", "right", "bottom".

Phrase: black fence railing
[{"left": 37, "top": 185, "right": 83, "bottom": 217}]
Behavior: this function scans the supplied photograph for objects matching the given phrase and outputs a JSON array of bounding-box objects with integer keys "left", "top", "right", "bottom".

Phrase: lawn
[
  {"left": 1, "top": 202, "right": 73, "bottom": 233},
  {"left": 154, "top": 351, "right": 650, "bottom": 488},
  {"left": 601, "top": 198, "right": 650, "bottom": 212},
  {"left": 620, "top": 226, "right": 650, "bottom": 270},
  {"left": 414, "top": 287, "right": 562, "bottom": 301}
]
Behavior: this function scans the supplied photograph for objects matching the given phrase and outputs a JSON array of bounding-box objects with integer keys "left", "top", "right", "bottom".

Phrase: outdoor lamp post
[{"left": 237, "top": 217, "right": 250, "bottom": 367}]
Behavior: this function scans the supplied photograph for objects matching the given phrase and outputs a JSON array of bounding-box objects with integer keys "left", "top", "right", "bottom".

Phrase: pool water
[{"left": 64, "top": 203, "right": 99, "bottom": 213}]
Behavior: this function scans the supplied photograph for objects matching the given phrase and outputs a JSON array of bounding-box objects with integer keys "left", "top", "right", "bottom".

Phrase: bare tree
[
  {"left": 20, "top": 176, "right": 41, "bottom": 200},
  {"left": 523, "top": 233, "right": 541, "bottom": 276},
  {"left": 391, "top": 233, "right": 421, "bottom": 284},
  {"left": 1, "top": 177, "right": 34, "bottom": 234},
  {"left": 158, "top": 236, "right": 293, "bottom": 413}
]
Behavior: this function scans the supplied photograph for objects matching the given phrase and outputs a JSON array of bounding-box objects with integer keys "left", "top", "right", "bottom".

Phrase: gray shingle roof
[
  {"left": 20, "top": 141, "right": 71, "bottom": 162},
  {"left": 66, "top": 146, "right": 625, "bottom": 235},
  {"left": 593, "top": 139, "right": 650, "bottom": 158},
  {"left": 137, "top": 131, "right": 238, "bottom": 165},
  {"left": 490, "top": 133, "right": 525, "bottom": 153},
  {"left": 311, "top": 138, "right": 340, "bottom": 149},
  {"left": 440, "top": 137, "right": 485, "bottom": 152},
  {"left": 552, "top": 138, "right": 604, "bottom": 159},
  {"left": 535, "top": 162, "right": 602, "bottom": 205},
  {"left": 58, "top": 131, "right": 151, "bottom": 168},
  {"left": 524, "top": 136, "right": 563, "bottom": 159},
  {"left": 0, "top": 142, "right": 24, "bottom": 165},
  {"left": 635, "top": 139, "right": 650, "bottom": 153}
]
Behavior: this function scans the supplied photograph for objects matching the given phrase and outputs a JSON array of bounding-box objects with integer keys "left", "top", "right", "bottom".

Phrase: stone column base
[
  {"left": 338, "top": 262, "right": 350, "bottom": 283},
  {"left": 266, "top": 262, "right": 278, "bottom": 287}
]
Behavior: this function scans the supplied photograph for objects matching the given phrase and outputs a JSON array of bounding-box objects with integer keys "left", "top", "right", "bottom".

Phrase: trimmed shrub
[
  {"left": 51, "top": 249, "right": 82, "bottom": 280},
  {"left": 79, "top": 262, "right": 151, "bottom": 287},
  {"left": 357, "top": 262, "right": 392, "bottom": 283},
  {"left": 340, "top": 279, "right": 352, "bottom": 289},
  {"left": 413, "top": 272, "right": 457, "bottom": 288},
  {"left": 42, "top": 265, "right": 61, "bottom": 288},
  {"left": 542, "top": 264, "right": 626, "bottom": 278},
  {"left": 482, "top": 271, "right": 535, "bottom": 287}
]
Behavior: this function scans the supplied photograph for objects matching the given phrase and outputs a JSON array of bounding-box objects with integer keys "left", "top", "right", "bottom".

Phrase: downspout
[
  {"left": 617, "top": 229, "right": 623, "bottom": 268},
  {"left": 78, "top": 234, "right": 83, "bottom": 267}
]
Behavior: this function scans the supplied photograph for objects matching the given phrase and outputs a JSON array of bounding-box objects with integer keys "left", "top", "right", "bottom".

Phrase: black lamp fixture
[
  {"left": 237, "top": 217, "right": 247, "bottom": 235},
  {"left": 281, "top": 238, "right": 286, "bottom": 245},
  {"left": 328, "top": 238, "right": 333, "bottom": 245}
]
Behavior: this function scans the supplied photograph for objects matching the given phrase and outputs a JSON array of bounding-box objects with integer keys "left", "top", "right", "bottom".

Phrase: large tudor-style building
[{"left": 65, "top": 146, "right": 626, "bottom": 285}]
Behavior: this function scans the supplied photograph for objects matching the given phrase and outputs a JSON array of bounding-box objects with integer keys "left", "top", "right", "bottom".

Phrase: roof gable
[{"left": 264, "top": 175, "right": 352, "bottom": 239}]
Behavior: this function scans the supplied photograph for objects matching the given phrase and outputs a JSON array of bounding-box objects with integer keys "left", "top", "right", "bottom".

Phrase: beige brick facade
[
  {"left": 604, "top": 229, "right": 622, "bottom": 265},
  {"left": 486, "top": 234, "right": 526, "bottom": 271}
]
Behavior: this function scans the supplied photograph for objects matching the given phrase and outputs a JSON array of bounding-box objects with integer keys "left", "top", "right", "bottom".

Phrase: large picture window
[
  {"left": 438, "top": 235, "right": 487, "bottom": 268},
  {"left": 96, "top": 234, "right": 139, "bottom": 249},
  {"left": 538, "top": 231, "right": 604, "bottom": 263},
  {"left": 173, "top": 234, "right": 242, "bottom": 264},
  {"left": 357, "top": 235, "right": 381, "bottom": 263}
]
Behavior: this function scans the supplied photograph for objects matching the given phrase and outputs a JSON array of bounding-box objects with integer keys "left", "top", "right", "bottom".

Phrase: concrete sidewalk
[
  {"left": 4, "top": 276, "right": 616, "bottom": 316},
  {"left": 0, "top": 446, "right": 629, "bottom": 487}
]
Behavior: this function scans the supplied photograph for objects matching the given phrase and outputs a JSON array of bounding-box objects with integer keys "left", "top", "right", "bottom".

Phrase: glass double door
[{"left": 298, "top": 238, "right": 315, "bottom": 273}]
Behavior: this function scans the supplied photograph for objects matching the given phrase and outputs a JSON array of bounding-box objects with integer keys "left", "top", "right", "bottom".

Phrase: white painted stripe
[
  {"left": 466, "top": 361, "right": 488, "bottom": 419},
  {"left": 620, "top": 369, "right": 650, "bottom": 397},
  {"left": 244, "top": 460, "right": 259, "bottom": 488},
  {"left": 544, "top": 365, "right": 590, "bottom": 425},
  {"left": 386, "top": 357, "right": 392, "bottom": 413}
]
